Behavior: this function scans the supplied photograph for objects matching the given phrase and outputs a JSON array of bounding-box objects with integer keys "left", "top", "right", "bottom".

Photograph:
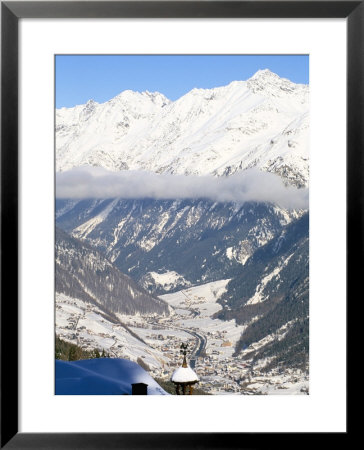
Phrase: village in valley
[{"left": 56, "top": 277, "right": 309, "bottom": 395}]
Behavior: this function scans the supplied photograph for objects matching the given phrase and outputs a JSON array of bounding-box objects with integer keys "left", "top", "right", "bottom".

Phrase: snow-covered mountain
[
  {"left": 55, "top": 70, "right": 309, "bottom": 294},
  {"left": 56, "top": 199, "right": 304, "bottom": 293},
  {"left": 56, "top": 69, "right": 309, "bottom": 187},
  {"left": 218, "top": 212, "right": 309, "bottom": 372},
  {"left": 56, "top": 227, "right": 170, "bottom": 316}
]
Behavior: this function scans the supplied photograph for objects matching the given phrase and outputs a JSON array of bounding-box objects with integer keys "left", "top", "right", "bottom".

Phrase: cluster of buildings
[{"left": 56, "top": 295, "right": 308, "bottom": 394}]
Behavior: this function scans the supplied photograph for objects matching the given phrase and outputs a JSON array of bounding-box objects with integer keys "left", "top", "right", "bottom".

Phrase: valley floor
[{"left": 56, "top": 279, "right": 309, "bottom": 395}]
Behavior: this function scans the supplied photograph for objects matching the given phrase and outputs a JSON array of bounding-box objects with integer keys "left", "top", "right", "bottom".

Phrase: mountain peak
[
  {"left": 113, "top": 89, "right": 140, "bottom": 100},
  {"left": 247, "top": 68, "right": 308, "bottom": 99},
  {"left": 141, "top": 90, "right": 171, "bottom": 106},
  {"left": 109, "top": 89, "right": 170, "bottom": 109},
  {"left": 249, "top": 69, "right": 280, "bottom": 80}
]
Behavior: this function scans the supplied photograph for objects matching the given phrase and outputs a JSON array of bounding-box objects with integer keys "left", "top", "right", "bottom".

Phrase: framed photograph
[
  {"left": 54, "top": 52, "right": 311, "bottom": 399},
  {"left": 1, "top": 1, "right": 357, "bottom": 447}
]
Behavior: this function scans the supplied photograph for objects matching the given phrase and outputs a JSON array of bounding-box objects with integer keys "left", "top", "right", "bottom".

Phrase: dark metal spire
[{"left": 180, "top": 343, "right": 188, "bottom": 368}]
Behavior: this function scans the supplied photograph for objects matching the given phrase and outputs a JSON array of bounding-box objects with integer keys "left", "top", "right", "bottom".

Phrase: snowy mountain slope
[
  {"left": 56, "top": 199, "right": 304, "bottom": 293},
  {"left": 217, "top": 213, "right": 309, "bottom": 372},
  {"left": 56, "top": 227, "right": 170, "bottom": 316},
  {"left": 55, "top": 358, "right": 169, "bottom": 395},
  {"left": 56, "top": 292, "right": 170, "bottom": 370},
  {"left": 56, "top": 70, "right": 309, "bottom": 187},
  {"left": 161, "top": 279, "right": 231, "bottom": 317}
]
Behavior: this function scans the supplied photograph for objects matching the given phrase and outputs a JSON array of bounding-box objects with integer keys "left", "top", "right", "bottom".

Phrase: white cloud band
[{"left": 56, "top": 167, "right": 309, "bottom": 210}]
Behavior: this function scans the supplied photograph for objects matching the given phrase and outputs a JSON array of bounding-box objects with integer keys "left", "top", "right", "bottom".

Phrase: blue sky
[{"left": 56, "top": 55, "right": 309, "bottom": 108}]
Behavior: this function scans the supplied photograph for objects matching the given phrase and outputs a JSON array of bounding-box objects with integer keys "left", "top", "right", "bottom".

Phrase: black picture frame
[{"left": 1, "top": 1, "right": 357, "bottom": 448}]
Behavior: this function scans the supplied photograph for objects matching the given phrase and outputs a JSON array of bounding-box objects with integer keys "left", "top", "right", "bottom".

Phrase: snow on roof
[
  {"left": 171, "top": 365, "right": 199, "bottom": 383},
  {"left": 55, "top": 358, "right": 169, "bottom": 395}
]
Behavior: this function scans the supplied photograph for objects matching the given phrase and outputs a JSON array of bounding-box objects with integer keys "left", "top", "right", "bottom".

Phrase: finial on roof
[
  {"left": 180, "top": 343, "right": 188, "bottom": 368},
  {"left": 171, "top": 342, "right": 199, "bottom": 394}
]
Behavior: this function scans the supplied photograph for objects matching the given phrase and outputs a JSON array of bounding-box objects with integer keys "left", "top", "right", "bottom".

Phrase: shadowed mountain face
[
  {"left": 55, "top": 227, "right": 169, "bottom": 316},
  {"left": 56, "top": 198, "right": 304, "bottom": 294},
  {"left": 217, "top": 213, "right": 309, "bottom": 371}
]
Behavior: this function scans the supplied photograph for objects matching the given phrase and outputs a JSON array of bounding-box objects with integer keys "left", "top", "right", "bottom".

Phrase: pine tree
[{"left": 68, "top": 346, "right": 78, "bottom": 361}]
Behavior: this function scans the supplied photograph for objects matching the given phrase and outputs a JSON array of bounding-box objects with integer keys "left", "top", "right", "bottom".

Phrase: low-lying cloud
[{"left": 56, "top": 167, "right": 309, "bottom": 209}]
